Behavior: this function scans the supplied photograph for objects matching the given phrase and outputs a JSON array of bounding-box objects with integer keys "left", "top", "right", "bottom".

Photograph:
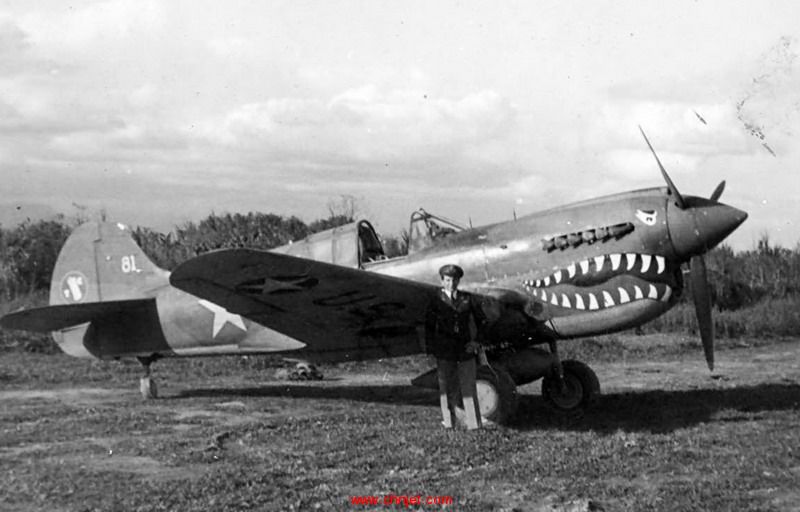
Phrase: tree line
[{"left": 0, "top": 210, "right": 410, "bottom": 302}]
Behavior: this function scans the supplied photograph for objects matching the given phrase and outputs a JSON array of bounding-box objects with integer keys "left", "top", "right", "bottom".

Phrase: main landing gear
[
  {"left": 415, "top": 341, "right": 601, "bottom": 425},
  {"left": 137, "top": 355, "right": 160, "bottom": 399},
  {"left": 539, "top": 340, "right": 600, "bottom": 411},
  {"left": 475, "top": 339, "right": 600, "bottom": 423}
]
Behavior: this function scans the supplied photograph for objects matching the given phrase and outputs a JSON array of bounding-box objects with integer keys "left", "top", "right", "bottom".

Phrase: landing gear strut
[
  {"left": 137, "top": 355, "right": 159, "bottom": 399},
  {"left": 540, "top": 340, "right": 600, "bottom": 411}
]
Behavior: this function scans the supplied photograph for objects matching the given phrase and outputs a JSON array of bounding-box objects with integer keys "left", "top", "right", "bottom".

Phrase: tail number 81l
[{"left": 121, "top": 255, "right": 140, "bottom": 273}]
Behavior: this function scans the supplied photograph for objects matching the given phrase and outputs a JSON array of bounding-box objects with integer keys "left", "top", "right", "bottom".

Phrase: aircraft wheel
[
  {"left": 476, "top": 365, "right": 518, "bottom": 424},
  {"left": 541, "top": 360, "right": 600, "bottom": 411}
]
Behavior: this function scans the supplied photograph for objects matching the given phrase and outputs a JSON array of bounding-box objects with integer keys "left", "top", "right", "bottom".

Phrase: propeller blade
[
  {"left": 639, "top": 126, "right": 687, "bottom": 209},
  {"left": 710, "top": 180, "right": 726, "bottom": 201},
  {"left": 690, "top": 255, "right": 714, "bottom": 371}
]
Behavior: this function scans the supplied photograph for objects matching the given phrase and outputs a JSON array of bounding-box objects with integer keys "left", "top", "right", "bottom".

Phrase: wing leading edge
[{"left": 170, "top": 249, "right": 437, "bottom": 360}]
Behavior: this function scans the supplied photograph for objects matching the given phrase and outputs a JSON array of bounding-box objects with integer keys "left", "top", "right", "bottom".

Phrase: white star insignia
[{"left": 198, "top": 300, "right": 247, "bottom": 337}]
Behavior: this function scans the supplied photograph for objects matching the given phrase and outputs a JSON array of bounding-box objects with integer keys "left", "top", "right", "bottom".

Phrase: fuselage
[{"left": 50, "top": 185, "right": 746, "bottom": 361}]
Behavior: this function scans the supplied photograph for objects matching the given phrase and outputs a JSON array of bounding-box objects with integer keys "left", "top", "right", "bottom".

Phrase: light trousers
[{"left": 436, "top": 357, "right": 482, "bottom": 430}]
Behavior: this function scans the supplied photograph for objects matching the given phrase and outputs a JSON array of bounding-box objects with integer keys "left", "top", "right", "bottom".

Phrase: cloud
[
  {"left": 197, "top": 87, "right": 517, "bottom": 186},
  {"left": 22, "top": 0, "right": 165, "bottom": 49},
  {"left": 0, "top": 17, "right": 29, "bottom": 54}
]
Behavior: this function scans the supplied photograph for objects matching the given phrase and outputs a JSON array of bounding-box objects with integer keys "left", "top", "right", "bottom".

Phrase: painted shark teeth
[
  {"left": 522, "top": 252, "right": 677, "bottom": 311},
  {"left": 626, "top": 253, "right": 636, "bottom": 270},
  {"left": 528, "top": 252, "right": 671, "bottom": 291},
  {"left": 641, "top": 254, "right": 652, "bottom": 273},
  {"left": 528, "top": 284, "right": 674, "bottom": 310},
  {"left": 655, "top": 255, "right": 665, "bottom": 274},
  {"left": 594, "top": 255, "right": 605, "bottom": 271}
]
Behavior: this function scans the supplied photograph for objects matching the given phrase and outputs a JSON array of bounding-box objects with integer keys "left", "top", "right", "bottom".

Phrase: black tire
[
  {"left": 476, "top": 365, "right": 519, "bottom": 424},
  {"left": 541, "top": 360, "right": 600, "bottom": 411}
]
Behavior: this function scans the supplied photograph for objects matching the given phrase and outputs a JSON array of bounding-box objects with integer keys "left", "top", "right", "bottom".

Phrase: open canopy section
[{"left": 408, "top": 209, "right": 466, "bottom": 254}]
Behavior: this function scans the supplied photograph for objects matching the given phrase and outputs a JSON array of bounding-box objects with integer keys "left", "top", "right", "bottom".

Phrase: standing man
[{"left": 425, "top": 264, "right": 487, "bottom": 430}]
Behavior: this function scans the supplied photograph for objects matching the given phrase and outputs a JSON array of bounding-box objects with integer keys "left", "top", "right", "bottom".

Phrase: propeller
[
  {"left": 639, "top": 127, "right": 719, "bottom": 371},
  {"left": 639, "top": 125, "right": 686, "bottom": 209},
  {"left": 710, "top": 180, "right": 726, "bottom": 202},
  {"left": 690, "top": 255, "right": 714, "bottom": 371}
]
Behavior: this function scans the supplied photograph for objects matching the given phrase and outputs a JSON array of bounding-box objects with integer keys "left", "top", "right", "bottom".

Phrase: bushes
[
  {"left": 705, "top": 237, "right": 800, "bottom": 310},
  {"left": 648, "top": 296, "right": 800, "bottom": 339},
  {"left": 0, "top": 218, "right": 72, "bottom": 301}
]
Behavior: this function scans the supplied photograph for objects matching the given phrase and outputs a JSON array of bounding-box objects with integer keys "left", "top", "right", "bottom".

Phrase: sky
[{"left": 1, "top": 0, "right": 799, "bottom": 250}]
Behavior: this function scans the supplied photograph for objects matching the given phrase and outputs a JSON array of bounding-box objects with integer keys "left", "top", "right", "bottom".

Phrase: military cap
[{"left": 438, "top": 264, "right": 464, "bottom": 278}]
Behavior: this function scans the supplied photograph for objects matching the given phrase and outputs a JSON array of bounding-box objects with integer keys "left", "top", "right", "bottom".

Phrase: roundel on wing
[{"left": 60, "top": 271, "right": 89, "bottom": 303}]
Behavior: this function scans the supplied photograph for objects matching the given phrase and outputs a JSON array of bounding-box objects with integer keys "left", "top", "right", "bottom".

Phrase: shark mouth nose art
[{"left": 522, "top": 253, "right": 680, "bottom": 311}]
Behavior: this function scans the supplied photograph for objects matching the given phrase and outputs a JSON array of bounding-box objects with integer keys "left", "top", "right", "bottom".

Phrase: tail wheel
[
  {"left": 476, "top": 365, "right": 519, "bottom": 424},
  {"left": 139, "top": 377, "right": 157, "bottom": 400},
  {"left": 541, "top": 360, "right": 600, "bottom": 411}
]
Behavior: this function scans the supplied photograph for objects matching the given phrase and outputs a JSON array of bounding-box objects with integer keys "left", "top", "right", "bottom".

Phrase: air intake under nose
[{"left": 667, "top": 197, "right": 748, "bottom": 258}]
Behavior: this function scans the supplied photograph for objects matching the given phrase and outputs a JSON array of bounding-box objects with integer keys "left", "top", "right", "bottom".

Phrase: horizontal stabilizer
[{"left": 1, "top": 299, "right": 156, "bottom": 333}]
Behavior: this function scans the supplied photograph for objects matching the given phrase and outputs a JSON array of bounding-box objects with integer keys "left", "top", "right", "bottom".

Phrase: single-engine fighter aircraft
[
  {"left": 1, "top": 129, "right": 747, "bottom": 423},
  {"left": 166, "top": 129, "right": 747, "bottom": 422}
]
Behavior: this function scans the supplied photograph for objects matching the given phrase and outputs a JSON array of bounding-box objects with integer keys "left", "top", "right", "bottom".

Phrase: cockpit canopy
[
  {"left": 274, "top": 209, "right": 464, "bottom": 267},
  {"left": 407, "top": 209, "right": 465, "bottom": 254},
  {"left": 275, "top": 220, "right": 386, "bottom": 268}
]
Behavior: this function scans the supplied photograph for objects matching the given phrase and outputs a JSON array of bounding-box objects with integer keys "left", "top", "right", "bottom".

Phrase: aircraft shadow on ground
[
  {"left": 176, "top": 381, "right": 800, "bottom": 434},
  {"left": 514, "top": 382, "right": 800, "bottom": 433}
]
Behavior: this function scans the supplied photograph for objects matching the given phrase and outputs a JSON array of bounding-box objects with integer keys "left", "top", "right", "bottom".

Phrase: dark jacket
[{"left": 424, "top": 289, "right": 487, "bottom": 361}]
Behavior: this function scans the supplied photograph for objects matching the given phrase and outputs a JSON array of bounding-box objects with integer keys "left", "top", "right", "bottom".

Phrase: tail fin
[
  {"left": 49, "top": 221, "right": 168, "bottom": 306},
  {"left": 2, "top": 222, "right": 169, "bottom": 358}
]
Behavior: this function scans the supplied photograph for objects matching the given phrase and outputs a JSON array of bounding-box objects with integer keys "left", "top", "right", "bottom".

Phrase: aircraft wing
[
  {"left": 1, "top": 299, "right": 156, "bottom": 333},
  {"left": 170, "top": 249, "right": 437, "bottom": 359}
]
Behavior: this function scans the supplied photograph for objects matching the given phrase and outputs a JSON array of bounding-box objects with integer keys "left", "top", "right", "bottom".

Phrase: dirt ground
[{"left": 1, "top": 335, "right": 799, "bottom": 511}]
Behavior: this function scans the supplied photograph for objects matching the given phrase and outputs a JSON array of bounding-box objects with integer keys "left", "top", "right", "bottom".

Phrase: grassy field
[{"left": 1, "top": 334, "right": 799, "bottom": 511}]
